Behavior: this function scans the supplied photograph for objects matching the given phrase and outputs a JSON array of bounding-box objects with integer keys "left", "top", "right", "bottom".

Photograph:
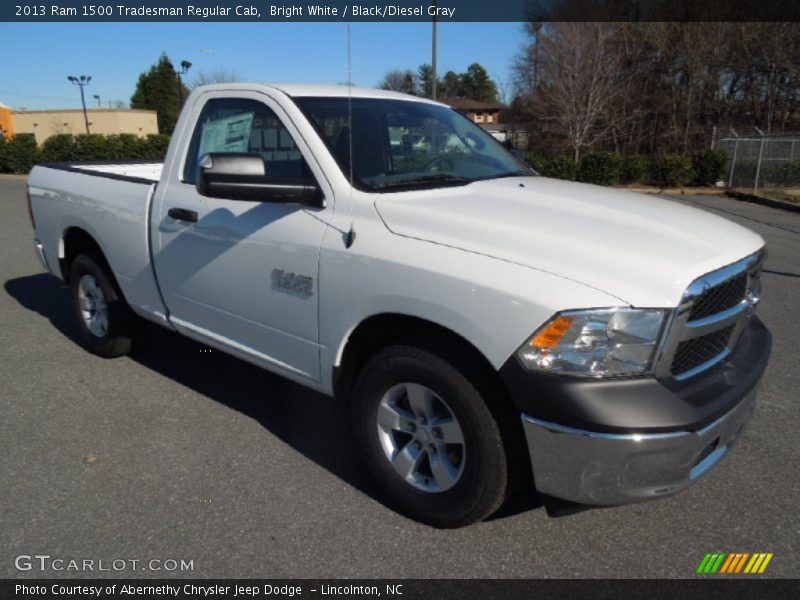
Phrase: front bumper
[
  {"left": 503, "top": 315, "right": 771, "bottom": 505},
  {"left": 522, "top": 387, "right": 756, "bottom": 505}
]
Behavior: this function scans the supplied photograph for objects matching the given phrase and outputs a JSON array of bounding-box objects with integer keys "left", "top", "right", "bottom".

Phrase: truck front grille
[
  {"left": 655, "top": 250, "right": 764, "bottom": 381},
  {"left": 688, "top": 272, "right": 747, "bottom": 321},
  {"left": 671, "top": 326, "right": 734, "bottom": 376}
]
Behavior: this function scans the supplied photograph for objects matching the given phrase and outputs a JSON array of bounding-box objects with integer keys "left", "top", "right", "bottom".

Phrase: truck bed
[
  {"left": 28, "top": 162, "right": 169, "bottom": 325},
  {"left": 40, "top": 160, "right": 163, "bottom": 184}
]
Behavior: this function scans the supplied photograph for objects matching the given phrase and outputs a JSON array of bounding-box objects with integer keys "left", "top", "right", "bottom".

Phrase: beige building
[{"left": 12, "top": 109, "right": 159, "bottom": 144}]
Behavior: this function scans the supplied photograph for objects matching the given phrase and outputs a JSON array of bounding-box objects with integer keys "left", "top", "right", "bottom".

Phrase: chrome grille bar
[{"left": 654, "top": 248, "right": 765, "bottom": 380}]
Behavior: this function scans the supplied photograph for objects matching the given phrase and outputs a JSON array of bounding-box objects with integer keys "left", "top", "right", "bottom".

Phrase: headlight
[{"left": 517, "top": 308, "right": 667, "bottom": 377}]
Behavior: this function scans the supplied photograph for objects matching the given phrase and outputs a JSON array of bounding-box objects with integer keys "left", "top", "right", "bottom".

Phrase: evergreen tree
[
  {"left": 417, "top": 64, "right": 434, "bottom": 98},
  {"left": 440, "top": 71, "right": 462, "bottom": 99},
  {"left": 459, "top": 63, "right": 499, "bottom": 103},
  {"left": 130, "top": 54, "right": 189, "bottom": 135}
]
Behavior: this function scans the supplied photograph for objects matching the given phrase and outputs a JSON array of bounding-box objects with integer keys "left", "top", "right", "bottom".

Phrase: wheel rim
[
  {"left": 77, "top": 274, "right": 109, "bottom": 338},
  {"left": 376, "top": 382, "right": 466, "bottom": 493}
]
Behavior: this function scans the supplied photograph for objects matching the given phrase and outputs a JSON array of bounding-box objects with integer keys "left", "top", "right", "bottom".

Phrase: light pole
[
  {"left": 176, "top": 60, "right": 192, "bottom": 108},
  {"left": 431, "top": 2, "right": 438, "bottom": 100},
  {"left": 68, "top": 75, "right": 92, "bottom": 134},
  {"left": 93, "top": 94, "right": 101, "bottom": 107}
]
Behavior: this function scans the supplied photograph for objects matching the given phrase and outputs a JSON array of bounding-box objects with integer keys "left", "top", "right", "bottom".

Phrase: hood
[{"left": 374, "top": 177, "right": 765, "bottom": 307}]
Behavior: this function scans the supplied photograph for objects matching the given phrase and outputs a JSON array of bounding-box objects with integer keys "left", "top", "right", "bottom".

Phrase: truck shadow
[{"left": 4, "top": 273, "right": 542, "bottom": 524}]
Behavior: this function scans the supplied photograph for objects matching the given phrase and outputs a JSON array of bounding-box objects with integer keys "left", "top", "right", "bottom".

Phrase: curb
[{"left": 725, "top": 189, "right": 800, "bottom": 213}]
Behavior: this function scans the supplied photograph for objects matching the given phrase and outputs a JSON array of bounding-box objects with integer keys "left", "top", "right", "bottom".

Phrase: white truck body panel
[
  {"left": 317, "top": 197, "right": 623, "bottom": 386},
  {"left": 374, "top": 176, "right": 765, "bottom": 308},
  {"left": 27, "top": 167, "right": 168, "bottom": 323}
]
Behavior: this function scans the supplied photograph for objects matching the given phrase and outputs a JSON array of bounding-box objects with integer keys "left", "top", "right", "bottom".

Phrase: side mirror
[{"left": 196, "top": 153, "right": 322, "bottom": 206}]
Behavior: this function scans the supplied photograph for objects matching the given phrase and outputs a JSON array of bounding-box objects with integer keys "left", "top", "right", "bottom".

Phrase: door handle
[{"left": 168, "top": 208, "right": 198, "bottom": 223}]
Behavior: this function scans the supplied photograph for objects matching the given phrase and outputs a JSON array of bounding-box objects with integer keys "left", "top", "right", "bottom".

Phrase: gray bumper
[{"left": 521, "top": 387, "right": 757, "bottom": 505}]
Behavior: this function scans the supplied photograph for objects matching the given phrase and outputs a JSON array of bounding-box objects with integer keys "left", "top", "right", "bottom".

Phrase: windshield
[{"left": 294, "top": 97, "right": 532, "bottom": 192}]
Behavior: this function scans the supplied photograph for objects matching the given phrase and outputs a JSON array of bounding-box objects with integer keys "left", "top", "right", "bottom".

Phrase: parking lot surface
[{"left": 1, "top": 177, "right": 798, "bottom": 578}]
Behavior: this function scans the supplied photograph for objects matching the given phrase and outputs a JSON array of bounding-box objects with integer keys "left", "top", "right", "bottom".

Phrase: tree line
[
  {"left": 511, "top": 22, "right": 800, "bottom": 161},
  {"left": 38, "top": 23, "right": 800, "bottom": 172},
  {"left": 378, "top": 63, "right": 500, "bottom": 103}
]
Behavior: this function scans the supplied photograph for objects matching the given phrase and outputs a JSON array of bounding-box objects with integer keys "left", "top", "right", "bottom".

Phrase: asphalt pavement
[{"left": 1, "top": 177, "right": 798, "bottom": 578}]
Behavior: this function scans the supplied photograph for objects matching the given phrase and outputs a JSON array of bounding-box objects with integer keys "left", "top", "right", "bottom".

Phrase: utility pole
[
  {"left": 67, "top": 75, "right": 92, "bottom": 134},
  {"left": 431, "top": 1, "right": 438, "bottom": 101}
]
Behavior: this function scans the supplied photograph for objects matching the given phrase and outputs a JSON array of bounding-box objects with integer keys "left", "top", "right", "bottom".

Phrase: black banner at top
[{"left": 3, "top": 0, "right": 800, "bottom": 22}]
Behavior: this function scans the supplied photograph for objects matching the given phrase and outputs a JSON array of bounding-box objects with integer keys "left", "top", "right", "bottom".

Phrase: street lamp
[
  {"left": 67, "top": 75, "right": 92, "bottom": 134},
  {"left": 93, "top": 94, "right": 101, "bottom": 107},
  {"left": 176, "top": 60, "right": 192, "bottom": 108}
]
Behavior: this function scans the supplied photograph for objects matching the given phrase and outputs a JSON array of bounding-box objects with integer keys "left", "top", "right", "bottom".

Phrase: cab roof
[{"left": 192, "top": 82, "right": 444, "bottom": 105}]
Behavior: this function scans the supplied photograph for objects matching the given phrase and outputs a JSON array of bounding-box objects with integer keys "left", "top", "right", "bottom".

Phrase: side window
[{"left": 183, "top": 97, "right": 311, "bottom": 184}]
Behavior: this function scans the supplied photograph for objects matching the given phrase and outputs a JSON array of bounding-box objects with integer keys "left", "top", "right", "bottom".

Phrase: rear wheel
[
  {"left": 69, "top": 253, "right": 133, "bottom": 358},
  {"left": 352, "top": 345, "right": 508, "bottom": 528}
]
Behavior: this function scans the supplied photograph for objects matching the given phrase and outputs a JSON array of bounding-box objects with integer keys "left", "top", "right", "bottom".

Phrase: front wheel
[{"left": 352, "top": 345, "right": 509, "bottom": 527}]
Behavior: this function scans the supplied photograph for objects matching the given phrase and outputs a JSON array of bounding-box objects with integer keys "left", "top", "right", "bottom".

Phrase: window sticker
[{"left": 198, "top": 111, "right": 255, "bottom": 155}]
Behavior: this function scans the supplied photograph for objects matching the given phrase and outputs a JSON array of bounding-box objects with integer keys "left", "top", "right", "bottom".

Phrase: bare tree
[
  {"left": 494, "top": 74, "right": 510, "bottom": 105},
  {"left": 189, "top": 67, "right": 243, "bottom": 90},
  {"left": 512, "top": 21, "right": 800, "bottom": 158},
  {"left": 734, "top": 23, "right": 800, "bottom": 133},
  {"left": 512, "top": 21, "right": 544, "bottom": 96},
  {"left": 378, "top": 69, "right": 417, "bottom": 94},
  {"left": 535, "top": 23, "right": 627, "bottom": 161}
]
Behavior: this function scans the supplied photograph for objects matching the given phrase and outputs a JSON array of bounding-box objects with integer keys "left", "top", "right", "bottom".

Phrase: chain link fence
[{"left": 714, "top": 132, "right": 800, "bottom": 204}]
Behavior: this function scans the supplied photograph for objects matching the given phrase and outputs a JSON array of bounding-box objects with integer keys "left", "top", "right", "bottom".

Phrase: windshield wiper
[
  {"left": 475, "top": 170, "right": 529, "bottom": 182},
  {"left": 370, "top": 173, "right": 472, "bottom": 191}
]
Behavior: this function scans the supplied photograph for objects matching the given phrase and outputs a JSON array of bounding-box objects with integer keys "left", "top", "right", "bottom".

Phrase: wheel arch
[
  {"left": 333, "top": 313, "right": 523, "bottom": 425},
  {"left": 334, "top": 313, "right": 501, "bottom": 399},
  {"left": 335, "top": 312, "right": 534, "bottom": 492},
  {"left": 59, "top": 227, "right": 124, "bottom": 304}
]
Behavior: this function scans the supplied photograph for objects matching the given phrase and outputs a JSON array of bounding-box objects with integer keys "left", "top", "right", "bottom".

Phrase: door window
[{"left": 183, "top": 98, "right": 311, "bottom": 183}]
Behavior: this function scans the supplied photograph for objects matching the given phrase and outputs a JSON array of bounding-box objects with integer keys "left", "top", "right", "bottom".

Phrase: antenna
[{"left": 345, "top": 23, "right": 356, "bottom": 249}]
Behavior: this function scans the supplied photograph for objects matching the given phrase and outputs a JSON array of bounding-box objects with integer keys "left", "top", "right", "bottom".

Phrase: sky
[{"left": 0, "top": 22, "right": 525, "bottom": 110}]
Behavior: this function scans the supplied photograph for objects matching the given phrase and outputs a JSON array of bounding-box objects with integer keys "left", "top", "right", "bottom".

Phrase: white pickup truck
[{"left": 28, "top": 84, "right": 771, "bottom": 527}]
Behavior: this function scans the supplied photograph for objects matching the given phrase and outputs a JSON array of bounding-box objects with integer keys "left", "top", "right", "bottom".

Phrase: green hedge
[
  {"left": 577, "top": 152, "right": 620, "bottom": 186},
  {"left": 526, "top": 152, "right": 578, "bottom": 180},
  {"left": 524, "top": 151, "right": 729, "bottom": 188},
  {"left": 1, "top": 134, "right": 40, "bottom": 173},
  {"left": 690, "top": 149, "right": 726, "bottom": 186},
  {"left": 0, "top": 136, "right": 7, "bottom": 172},
  {"left": 40, "top": 134, "right": 77, "bottom": 163},
  {"left": 0, "top": 133, "right": 171, "bottom": 173},
  {"left": 650, "top": 154, "right": 695, "bottom": 188},
  {"left": 618, "top": 153, "right": 649, "bottom": 184}
]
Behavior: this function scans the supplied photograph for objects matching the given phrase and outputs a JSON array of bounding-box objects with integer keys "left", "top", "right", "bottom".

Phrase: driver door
[{"left": 153, "top": 93, "right": 332, "bottom": 382}]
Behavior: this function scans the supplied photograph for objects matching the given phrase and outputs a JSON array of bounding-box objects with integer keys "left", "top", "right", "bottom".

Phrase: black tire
[
  {"left": 68, "top": 253, "right": 133, "bottom": 358},
  {"left": 351, "top": 345, "right": 508, "bottom": 528}
]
